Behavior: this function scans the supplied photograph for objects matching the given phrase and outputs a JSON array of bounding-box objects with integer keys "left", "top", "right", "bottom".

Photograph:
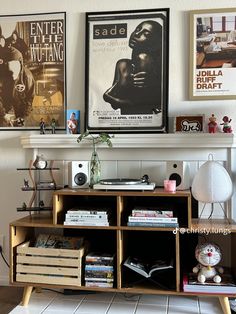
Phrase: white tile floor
[{"left": 9, "top": 289, "right": 225, "bottom": 314}]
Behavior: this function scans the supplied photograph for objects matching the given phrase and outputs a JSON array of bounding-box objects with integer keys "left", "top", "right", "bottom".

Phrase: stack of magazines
[
  {"left": 127, "top": 207, "right": 178, "bottom": 227},
  {"left": 64, "top": 207, "right": 111, "bottom": 226},
  {"left": 85, "top": 252, "right": 115, "bottom": 288}
]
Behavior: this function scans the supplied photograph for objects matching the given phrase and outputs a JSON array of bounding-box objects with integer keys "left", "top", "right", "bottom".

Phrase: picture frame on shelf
[
  {"left": 85, "top": 8, "right": 169, "bottom": 133},
  {"left": 189, "top": 8, "right": 236, "bottom": 100},
  {"left": 0, "top": 12, "right": 66, "bottom": 130},
  {"left": 174, "top": 115, "right": 204, "bottom": 133},
  {"left": 66, "top": 109, "right": 80, "bottom": 134}
]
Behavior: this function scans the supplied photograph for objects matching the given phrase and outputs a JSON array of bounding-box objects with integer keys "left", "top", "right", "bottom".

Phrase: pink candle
[{"left": 164, "top": 180, "right": 176, "bottom": 192}]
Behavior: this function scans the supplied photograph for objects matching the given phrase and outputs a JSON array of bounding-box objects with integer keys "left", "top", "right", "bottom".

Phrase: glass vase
[{"left": 90, "top": 149, "right": 101, "bottom": 187}]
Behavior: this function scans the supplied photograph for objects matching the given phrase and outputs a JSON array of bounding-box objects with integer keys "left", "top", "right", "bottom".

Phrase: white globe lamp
[{"left": 192, "top": 155, "right": 233, "bottom": 219}]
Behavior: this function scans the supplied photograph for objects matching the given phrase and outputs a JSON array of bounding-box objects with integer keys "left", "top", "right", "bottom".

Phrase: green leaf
[{"left": 77, "top": 131, "right": 113, "bottom": 148}]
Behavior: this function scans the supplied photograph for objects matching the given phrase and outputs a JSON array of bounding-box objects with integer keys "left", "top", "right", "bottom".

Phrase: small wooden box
[{"left": 16, "top": 241, "right": 84, "bottom": 286}]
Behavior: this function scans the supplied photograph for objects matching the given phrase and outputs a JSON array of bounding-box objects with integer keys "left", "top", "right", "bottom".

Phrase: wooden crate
[{"left": 16, "top": 241, "right": 84, "bottom": 286}]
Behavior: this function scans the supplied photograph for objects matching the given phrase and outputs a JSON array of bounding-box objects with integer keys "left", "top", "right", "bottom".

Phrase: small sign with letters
[{"left": 174, "top": 115, "right": 204, "bottom": 133}]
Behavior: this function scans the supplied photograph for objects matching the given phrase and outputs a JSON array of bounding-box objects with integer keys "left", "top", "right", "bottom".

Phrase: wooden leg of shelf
[
  {"left": 21, "top": 286, "right": 33, "bottom": 306},
  {"left": 219, "top": 296, "right": 231, "bottom": 314}
]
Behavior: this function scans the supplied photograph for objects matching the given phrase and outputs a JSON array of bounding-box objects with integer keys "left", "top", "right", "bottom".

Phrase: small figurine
[
  {"left": 40, "top": 117, "right": 46, "bottom": 134},
  {"left": 51, "top": 118, "right": 56, "bottom": 134},
  {"left": 39, "top": 200, "right": 45, "bottom": 208},
  {"left": 208, "top": 114, "right": 217, "bottom": 133},
  {"left": 23, "top": 179, "right": 29, "bottom": 188},
  {"left": 15, "top": 117, "right": 25, "bottom": 127},
  {"left": 22, "top": 202, "right": 27, "bottom": 210},
  {"left": 193, "top": 242, "right": 224, "bottom": 283},
  {"left": 221, "top": 116, "right": 232, "bottom": 133}
]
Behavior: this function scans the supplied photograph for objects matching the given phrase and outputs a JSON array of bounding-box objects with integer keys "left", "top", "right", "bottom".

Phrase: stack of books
[
  {"left": 127, "top": 207, "right": 178, "bottom": 227},
  {"left": 64, "top": 208, "right": 111, "bottom": 226},
  {"left": 85, "top": 252, "right": 115, "bottom": 288},
  {"left": 183, "top": 271, "right": 236, "bottom": 294}
]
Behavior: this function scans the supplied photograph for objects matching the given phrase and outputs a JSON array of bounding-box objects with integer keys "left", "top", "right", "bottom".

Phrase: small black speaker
[
  {"left": 68, "top": 161, "right": 90, "bottom": 188},
  {"left": 166, "top": 161, "right": 190, "bottom": 190}
]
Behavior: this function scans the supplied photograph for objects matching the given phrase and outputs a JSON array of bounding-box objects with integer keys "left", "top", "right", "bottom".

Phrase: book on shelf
[
  {"left": 63, "top": 221, "right": 109, "bottom": 226},
  {"left": 183, "top": 272, "right": 236, "bottom": 294},
  {"left": 127, "top": 222, "right": 179, "bottom": 227},
  {"left": 124, "top": 256, "right": 173, "bottom": 278},
  {"left": 85, "top": 270, "right": 114, "bottom": 279},
  {"left": 85, "top": 252, "right": 115, "bottom": 265},
  {"left": 65, "top": 217, "right": 109, "bottom": 223},
  {"left": 128, "top": 216, "right": 178, "bottom": 223},
  {"left": 65, "top": 213, "right": 109, "bottom": 219},
  {"left": 85, "top": 281, "right": 113, "bottom": 288},
  {"left": 132, "top": 208, "right": 173, "bottom": 218},
  {"left": 67, "top": 207, "right": 110, "bottom": 215},
  {"left": 85, "top": 277, "right": 114, "bottom": 282},
  {"left": 85, "top": 265, "right": 114, "bottom": 272}
]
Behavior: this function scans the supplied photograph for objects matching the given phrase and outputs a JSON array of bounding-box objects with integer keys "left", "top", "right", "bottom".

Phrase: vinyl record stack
[{"left": 84, "top": 252, "right": 115, "bottom": 288}]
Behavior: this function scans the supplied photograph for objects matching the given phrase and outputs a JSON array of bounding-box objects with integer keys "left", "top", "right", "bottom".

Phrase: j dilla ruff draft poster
[
  {"left": 85, "top": 9, "right": 169, "bottom": 133},
  {"left": 0, "top": 12, "right": 66, "bottom": 129},
  {"left": 190, "top": 8, "right": 236, "bottom": 100}
]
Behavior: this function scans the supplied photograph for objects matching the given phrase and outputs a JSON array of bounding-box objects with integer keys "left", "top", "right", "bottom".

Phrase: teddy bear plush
[{"left": 192, "top": 242, "right": 224, "bottom": 283}]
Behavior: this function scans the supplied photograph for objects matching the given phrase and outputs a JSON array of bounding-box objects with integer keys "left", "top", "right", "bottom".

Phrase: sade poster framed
[
  {"left": 0, "top": 12, "right": 66, "bottom": 129},
  {"left": 189, "top": 8, "right": 236, "bottom": 100},
  {"left": 85, "top": 9, "right": 169, "bottom": 133}
]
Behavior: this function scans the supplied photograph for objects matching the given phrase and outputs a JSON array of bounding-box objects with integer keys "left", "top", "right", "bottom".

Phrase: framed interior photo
[
  {"left": 85, "top": 9, "right": 169, "bottom": 133},
  {"left": 174, "top": 115, "right": 204, "bottom": 133},
  {"left": 0, "top": 12, "right": 66, "bottom": 130},
  {"left": 66, "top": 109, "right": 80, "bottom": 134},
  {"left": 189, "top": 8, "right": 236, "bottom": 100}
]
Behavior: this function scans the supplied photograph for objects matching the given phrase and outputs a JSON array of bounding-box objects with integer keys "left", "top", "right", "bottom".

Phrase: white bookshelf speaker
[
  {"left": 68, "top": 161, "right": 90, "bottom": 188},
  {"left": 166, "top": 161, "right": 191, "bottom": 190}
]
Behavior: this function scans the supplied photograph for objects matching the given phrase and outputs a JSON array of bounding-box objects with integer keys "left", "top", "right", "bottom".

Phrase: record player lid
[{"left": 99, "top": 178, "right": 146, "bottom": 185}]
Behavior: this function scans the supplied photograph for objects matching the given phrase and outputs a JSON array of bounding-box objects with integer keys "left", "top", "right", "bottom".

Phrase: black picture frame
[
  {"left": 0, "top": 12, "right": 66, "bottom": 130},
  {"left": 85, "top": 9, "right": 169, "bottom": 133}
]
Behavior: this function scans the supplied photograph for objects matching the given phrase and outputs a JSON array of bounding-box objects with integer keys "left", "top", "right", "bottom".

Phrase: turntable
[{"left": 93, "top": 175, "right": 156, "bottom": 191}]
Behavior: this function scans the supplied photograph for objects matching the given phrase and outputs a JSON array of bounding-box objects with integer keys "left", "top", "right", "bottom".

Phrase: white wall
[{"left": 1, "top": 0, "right": 236, "bottom": 284}]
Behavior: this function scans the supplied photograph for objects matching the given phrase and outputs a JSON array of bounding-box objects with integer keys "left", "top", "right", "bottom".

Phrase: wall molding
[{"left": 20, "top": 133, "right": 235, "bottom": 149}]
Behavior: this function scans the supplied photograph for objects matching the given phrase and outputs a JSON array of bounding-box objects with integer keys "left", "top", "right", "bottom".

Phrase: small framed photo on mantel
[
  {"left": 66, "top": 110, "right": 80, "bottom": 134},
  {"left": 174, "top": 115, "right": 204, "bottom": 133},
  {"left": 85, "top": 8, "right": 169, "bottom": 133}
]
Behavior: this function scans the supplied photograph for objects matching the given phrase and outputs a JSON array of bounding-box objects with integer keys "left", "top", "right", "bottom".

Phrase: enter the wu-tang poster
[{"left": 0, "top": 12, "right": 66, "bottom": 129}]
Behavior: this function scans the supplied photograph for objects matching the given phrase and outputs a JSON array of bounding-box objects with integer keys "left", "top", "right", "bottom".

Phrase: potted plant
[{"left": 77, "top": 131, "right": 113, "bottom": 186}]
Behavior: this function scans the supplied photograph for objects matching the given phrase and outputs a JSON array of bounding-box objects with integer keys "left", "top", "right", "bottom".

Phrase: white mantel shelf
[{"left": 20, "top": 133, "right": 236, "bottom": 149}]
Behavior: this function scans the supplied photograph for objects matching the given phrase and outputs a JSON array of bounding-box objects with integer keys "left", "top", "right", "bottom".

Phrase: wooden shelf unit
[{"left": 10, "top": 188, "right": 236, "bottom": 314}]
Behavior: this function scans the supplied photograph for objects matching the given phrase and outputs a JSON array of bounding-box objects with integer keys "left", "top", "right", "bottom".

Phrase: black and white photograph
[
  {"left": 0, "top": 12, "right": 66, "bottom": 129},
  {"left": 85, "top": 9, "right": 169, "bottom": 133}
]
